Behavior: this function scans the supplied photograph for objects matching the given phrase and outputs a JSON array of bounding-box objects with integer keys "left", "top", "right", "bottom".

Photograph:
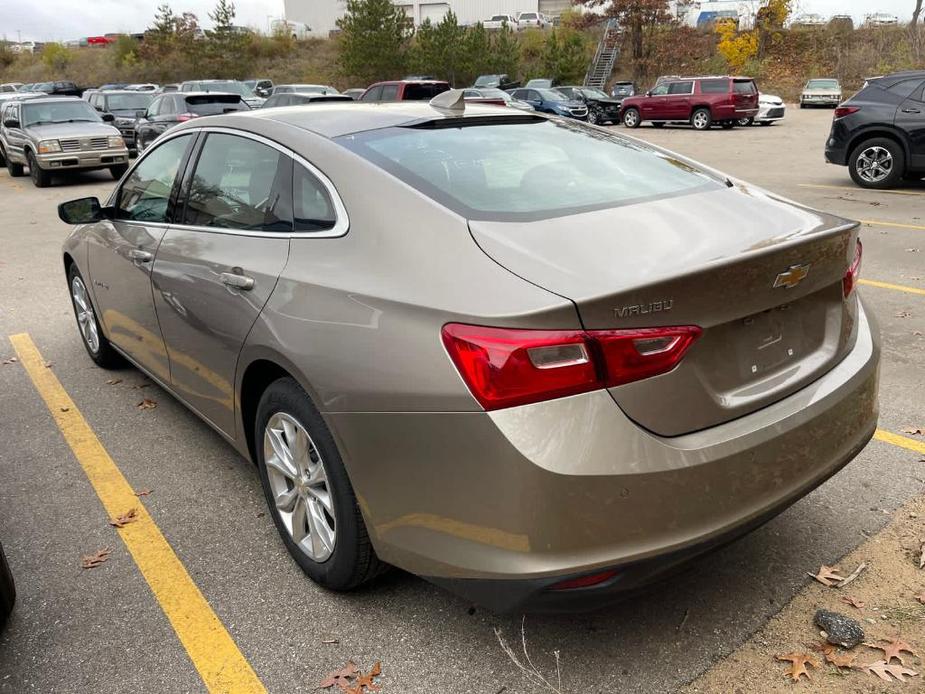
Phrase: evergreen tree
[{"left": 337, "top": 0, "right": 411, "bottom": 84}]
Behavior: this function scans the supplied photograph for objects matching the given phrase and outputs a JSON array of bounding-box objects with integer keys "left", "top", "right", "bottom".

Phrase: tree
[
  {"left": 489, "top": 26, "right": 520, "bottom": 77},
  {"left": 579, "top": 0, "right": 672, "bottom": 81},
  {"left": 204, "top": 0, "right": 251, "bottom": 77},
  {"left": 41, "top": 43, "right": 71, "bottom": 72},
  {"left": 914, "top": 0, "right": 924, "bottom": 26},
  {"left": 410, "top": 11, "right": 464, "bottom": 83},
  {"left": 755, "top": 0, "right": 791, "bottom": 58},
  {"left": 337, "top": 0, "right": 411, "bottom": 84}
]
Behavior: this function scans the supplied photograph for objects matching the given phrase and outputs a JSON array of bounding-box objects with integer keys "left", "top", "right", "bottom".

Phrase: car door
[
  {"left": 641, "top": 83, "right": 670, "bottom": 119},
  {"left": 85, "top": 132, "right": 197, "bottom": 383},
  {"left": 895, "top": 80, "right": 925, "bottom": 170},
  {"left": 151, "top": 130, "right": 292, "bottom": 435},
  {"left": 2, "top": 102, "right": 27, "bottom": 163},
  {"left": 666, "top": 80, "right": 694, "bottom": 119}
]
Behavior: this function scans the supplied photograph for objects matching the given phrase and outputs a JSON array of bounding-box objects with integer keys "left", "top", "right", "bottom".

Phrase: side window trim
[{"left": 166, "top": 126, "right": 348, "bottom": 238}]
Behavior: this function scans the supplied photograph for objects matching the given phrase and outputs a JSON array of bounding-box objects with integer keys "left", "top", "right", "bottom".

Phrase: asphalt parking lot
[{"left": 0, "top": 107, "right": 923, "bottom": 693}]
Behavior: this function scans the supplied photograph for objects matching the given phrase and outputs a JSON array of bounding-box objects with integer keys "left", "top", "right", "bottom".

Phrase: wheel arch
[{"left": 847, "top": 127, "right": 910, "bottom": 163}]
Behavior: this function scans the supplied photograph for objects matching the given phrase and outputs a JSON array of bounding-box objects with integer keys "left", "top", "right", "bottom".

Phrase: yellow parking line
[
  {"left": 874, "top": 429, "right": 925, "bottom": 455},
  {"left": 861, "top": 219, "right": 925, "bottom": 231},
  {"left": 860, "top": 279, "right": 925, "bottom": 296},
  {"left": 798, "top": 183, "right": 925, "bottom": 197},
  {"left": 9, "top": 333, "right": 266, "bottom": 694}
]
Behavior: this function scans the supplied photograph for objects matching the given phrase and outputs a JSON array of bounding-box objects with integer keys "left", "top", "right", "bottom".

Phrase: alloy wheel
[
  {"left": 692, "top": 111, "right": 710, "bottom": 129},
  {"left": 623, "top": 110, "right": 638, "bottom": 127},
  {"left": 263, "top": 412, "right": 336, "bottom": 562},
  {"left": 71, "top": 276, "right": 100, "bottom": 354},
  {"left": 855, "top": 146, "right": 893, "bottom": 184}
]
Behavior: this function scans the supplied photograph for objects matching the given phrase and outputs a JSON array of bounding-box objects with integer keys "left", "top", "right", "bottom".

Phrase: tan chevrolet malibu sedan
[{"left": 57, "top": 94, "right": 879, "bottom": 611}]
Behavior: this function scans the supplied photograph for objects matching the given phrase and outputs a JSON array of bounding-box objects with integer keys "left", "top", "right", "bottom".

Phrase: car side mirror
[
  {"left": 58, "top": 197, "right": 111, "bottom": 225},
  {"left": 646, "top": 91, "right": 652, "bottom": 97},
  {"left": 101, "top": 113, "right": 115, "bottom": 122},
  {"left": 3, "top": 118, "right": 19, "bottom": 128}
]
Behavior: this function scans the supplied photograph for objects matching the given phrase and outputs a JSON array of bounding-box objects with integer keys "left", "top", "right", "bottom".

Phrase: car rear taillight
[
  {"left": 834, "top": 106, "right": 859, "bottom": 119},
  {"left": 843, "top": 239, "right": 863, "bottom": 298},
  {"left": 441, "top": 323, "right": 701, "bottom": 410},
  {"left": 177, "top": 112, "right": 199, "bottom": 122}
]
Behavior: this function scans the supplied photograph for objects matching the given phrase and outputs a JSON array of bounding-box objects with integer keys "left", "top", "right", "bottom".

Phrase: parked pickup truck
[{"left": 619, "top": 76, "right": 759, "bottom": 130}]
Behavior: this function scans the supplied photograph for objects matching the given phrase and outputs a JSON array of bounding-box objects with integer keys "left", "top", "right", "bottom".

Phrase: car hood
[
  {"left": 26, "top": 121, "right": 120, "bottom": 139},
  {"left": 587, "top": 97, "right": 622, "bottom": 106},
  {"left": 552, "top": 100, "right": 585, "bottom": 109},
  {"left": 110, "top": 109, "right": 142, "bottom": 117}
]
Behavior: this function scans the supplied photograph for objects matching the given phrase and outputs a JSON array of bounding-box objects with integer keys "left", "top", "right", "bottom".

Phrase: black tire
[
  {"left": 6, "top": 148, "right": 24, "bottom": 177},
  {"left": 760, "top": 121, "right": 773, "bottom": 126},
  {"left": 27, "top": 150, "right": 51, "bottom": 188},
  {"left": 691, "top": 107, "right": 712, "bottom": 130},
  {"left": 255, "top": 377, "right": 383, "bottom": 591},
  {"left": 738, "top": 117, "right": 754, "bottom": 127},
  {"left": 721, "top": 121, "right": 735, "bottom": 130},
  {"left": 622, "top": 107, "right": 641, "bottom": 128},
  {"left": 587, "top": 108, "right": 601, "bottom": 125},
  {"left": 67, "top": 264, "right": 123, "bottom": 368},
  {"left": 0, "top": 145, "right": 5, "bottom": 167},
  {"left": 0, "top": 543, "right": 14, "bottom": 628},
  {"left": 651, "top": 122, "right": 665, "bottom": 128},
  {"left": 848, "top": 137, "right": 905, "bottom": 190},
  {"left": 110, "top": 164, "right": 128, "bottom": 180},
  {"left": 800, "top": 103, "right": 807, "bottom": 109}
]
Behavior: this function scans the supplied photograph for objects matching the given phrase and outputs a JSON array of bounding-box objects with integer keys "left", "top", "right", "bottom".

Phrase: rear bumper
[
  {"left": 36, "top": 148, "right": 129, "bottom": 170},
  {"left": 331, "top": 300, "right": 879, "bottom": 612}
]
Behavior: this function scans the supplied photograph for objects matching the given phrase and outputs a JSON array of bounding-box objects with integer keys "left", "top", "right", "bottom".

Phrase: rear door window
[
  {"left": 184, "top": 96, "right": 245, "bottom": 115},
  {"left": 699, "top": 79, "right": 728, "bottom": 94},
  {"left": 116, "top": 134, "right": 193, "bottom": 222},
  {"left": 888, "top": 79, "right": 925, "bottom": 101},
  {"left": 381, "top": 84, "right": 400, "bottom": 101},
  {"left": 668, "top": 81, "right": 694, "bottom": 95},
  {"left": 181, "top": 133, "right": 291, "bottom": 232},
  {"left": 293, "top": 163, "right": 337, "bottom": 232},
  {"left": 403, "top": 83, "right": 449, "bottom": 100}
]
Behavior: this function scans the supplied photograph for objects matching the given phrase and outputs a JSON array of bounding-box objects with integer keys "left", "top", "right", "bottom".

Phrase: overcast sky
[{"left": 0, "top": 0, "right": 916, "bottom": 42}]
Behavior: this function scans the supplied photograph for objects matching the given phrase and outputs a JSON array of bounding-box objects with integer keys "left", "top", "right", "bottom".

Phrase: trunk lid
[{"left": 469, "top": 185, "right": 860, "bottom": 436}]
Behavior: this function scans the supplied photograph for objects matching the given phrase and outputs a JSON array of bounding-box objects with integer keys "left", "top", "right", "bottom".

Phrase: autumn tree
[
  {"left": 139, "top": 4, "right": 203, "bottom": 81},
  {"left": 337, "top": 0, "right": 411, "bottom": 84},
  {"left": 912, "top": 0, "right": 924, "bottom": 58},
  {"left": 578, "top": 0, "right": 671, "bottom": 81},
  {"left": 755, "top": 0, "right": 791, "bottom": 58}
]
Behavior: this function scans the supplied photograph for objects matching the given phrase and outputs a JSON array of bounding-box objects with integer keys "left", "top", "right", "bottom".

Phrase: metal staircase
[{"left": 583, "top": 18, "right": 621, "bottom": 90}]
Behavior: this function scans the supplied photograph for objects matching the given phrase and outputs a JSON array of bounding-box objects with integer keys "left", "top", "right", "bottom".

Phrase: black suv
[
  {"left": 555, "top": 86, "right": 622, "bottom": 125},
  {"left": 825, "top": 70, "right": 925, "bottom": 189}
]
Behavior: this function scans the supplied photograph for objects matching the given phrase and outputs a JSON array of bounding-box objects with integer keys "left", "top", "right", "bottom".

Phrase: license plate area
[{"left": 738, "top": 305, "right": 801, "bottom": 377}]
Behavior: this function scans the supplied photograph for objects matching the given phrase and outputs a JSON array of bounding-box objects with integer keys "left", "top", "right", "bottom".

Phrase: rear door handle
[
  {"left": 902, "top": 108, "right": 921, "bottom": 113},
  {"left": 128, "top": 248, "right": 153, "bottom": 263},
  {"left": 220, "top": 272, "right": 255, "bottom": 290}
]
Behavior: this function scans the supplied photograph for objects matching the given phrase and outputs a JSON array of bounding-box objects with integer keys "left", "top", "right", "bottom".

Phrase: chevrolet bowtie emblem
[{"left": 773, "top": 264, "right": 811, "bottom": 289}]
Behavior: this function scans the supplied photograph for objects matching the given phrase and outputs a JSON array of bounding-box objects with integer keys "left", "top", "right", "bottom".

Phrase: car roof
[
  {"left": 16, "top": 96, "right": 83, "bottom": 105},
  {"left": 873, "top": 71, "right": 925, "bottom": 86},
  {"left": 219, "top": 101, "right": 534, "bottom": 139},
  {"left": 369, "top": 80, "right": 449, "bottom": 85},
  {"left": 99, "top": 90, "right": 152, "bottom": 96},
  {"left": 173, "top": 91, "right": 242, "bottom": 98}
]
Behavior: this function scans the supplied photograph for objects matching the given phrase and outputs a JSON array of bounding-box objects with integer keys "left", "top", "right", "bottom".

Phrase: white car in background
[
  {"left": 483, "top": 14, "right": 519, "bottom": 30},
  {"left": 739, "top": 93, "right": 786, "bottom": 126},
  {"left": 516, "top": 11, "right": 550, "bottom": 28}
]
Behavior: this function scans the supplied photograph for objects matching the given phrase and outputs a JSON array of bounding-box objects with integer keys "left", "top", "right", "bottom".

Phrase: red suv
[
  {"left": 619, "top": 76, "right": 759, "bottom": 130},
  {"left": 360, "top": 80, "right": 451, "bottom": 102}
]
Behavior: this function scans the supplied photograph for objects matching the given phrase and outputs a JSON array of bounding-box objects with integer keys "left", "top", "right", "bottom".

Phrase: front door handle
[
  {"left": 220, "top": 272, "right": 255, "bottom": 290},
  {"left": 128, "top": 248, "right": 153, "bottom": 263},
  {"left": 902, "top": 108, "right": 921, "bottom": 113}
]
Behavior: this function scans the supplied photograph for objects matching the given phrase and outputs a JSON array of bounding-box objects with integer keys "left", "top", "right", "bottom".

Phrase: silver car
[
  {"left": 801, "top": 78, "right": 842, "bottom": 108},
  {"left": 1, "top": 96, "right": 128, "bottom": 187},
  {"left": 57, "top": 98, "right": 879, "bottom": 611}
]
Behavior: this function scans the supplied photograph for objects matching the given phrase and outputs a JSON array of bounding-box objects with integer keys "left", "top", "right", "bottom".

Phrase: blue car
[{"left": 509, "top": 87, "right": 589, "bottom": 120}]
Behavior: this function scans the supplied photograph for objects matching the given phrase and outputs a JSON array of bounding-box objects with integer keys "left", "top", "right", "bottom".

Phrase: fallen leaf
[
  {"left": 824, "top": 647, "right": 858, "bottom": 669},
  {"left": 134, "top": 489, "right": 152, "bottom": 497},
  {"left": 354, "top": 662, "right": 382, "bottom": 692},
  {"left": 132, "top": 382, "right": 152, "bottom": 390},
  {"left": 81, "top": 547, "right": 112, "bottom": 569},
  {"left": 864, "top": 659, "right": 918, "bottom": 682},
  {"left": 896, "top": 311, "right": 912, "bottom": 318},
  {"left": 915, "top": 592, "right": 925, "bottom": 605},
  {"left": 808, "top": 564, "right": 846, "bottom": 587},
  {"left": 44, "top": 361, "right": 53, "bottom": 368},
  {"left": 2, "top": 357, "right": 18, "bottom": 364},
  {"left": 865, "top": 638, "right": 917, "bottom": 665},
  {"left": 136, "top": 398, "right": 157, "bottom": 410},
  {"left": 106, "top": 378, "right": 123, "bottom": 385},
  {"left": 321, "top": 638, "right": 339, "bottom": 644},
  {"left": 109, "top": 508, "right": 138, "bottom": 528},
  {"left": 841, "top": 595, "right": 865, "bottom": 609},
  {"left": 776, "top": 652, "right": 818, "bottom": 682},
  {"left": 320, "top": 661, "right": 359, "bottom": 690},
  {"left": 835, "top": 562, "right": 867, "bottom": 588},
  {"left": 60, "top": 406, "right": 70, "bottom": 412},
  {"left": 907, "top": 248, "right": 921, "bottom": 253},
  {"left": 902, "top": 427, "right": 924, "bottom": 436}
]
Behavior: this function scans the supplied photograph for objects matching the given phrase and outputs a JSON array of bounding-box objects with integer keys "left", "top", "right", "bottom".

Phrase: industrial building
[{"left": 283, "top": 0, "right": 572, "bottom": 37}]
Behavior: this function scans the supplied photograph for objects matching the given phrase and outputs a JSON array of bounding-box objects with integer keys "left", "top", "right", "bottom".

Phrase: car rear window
[
  {"left": 338, "top": 119, "right": 721, "bottom": 222},
  {"left": 699, "top": 79, "right": 728, "bottom": 94},
  {"left": 733, "top": 80, "right": 757, "bottom": 94},
  {"left": 184, "top": 95, "right": 248, "bottom": 115},
  {"left": 403, "top": 83, "right": 450, "bottom": 100}
]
